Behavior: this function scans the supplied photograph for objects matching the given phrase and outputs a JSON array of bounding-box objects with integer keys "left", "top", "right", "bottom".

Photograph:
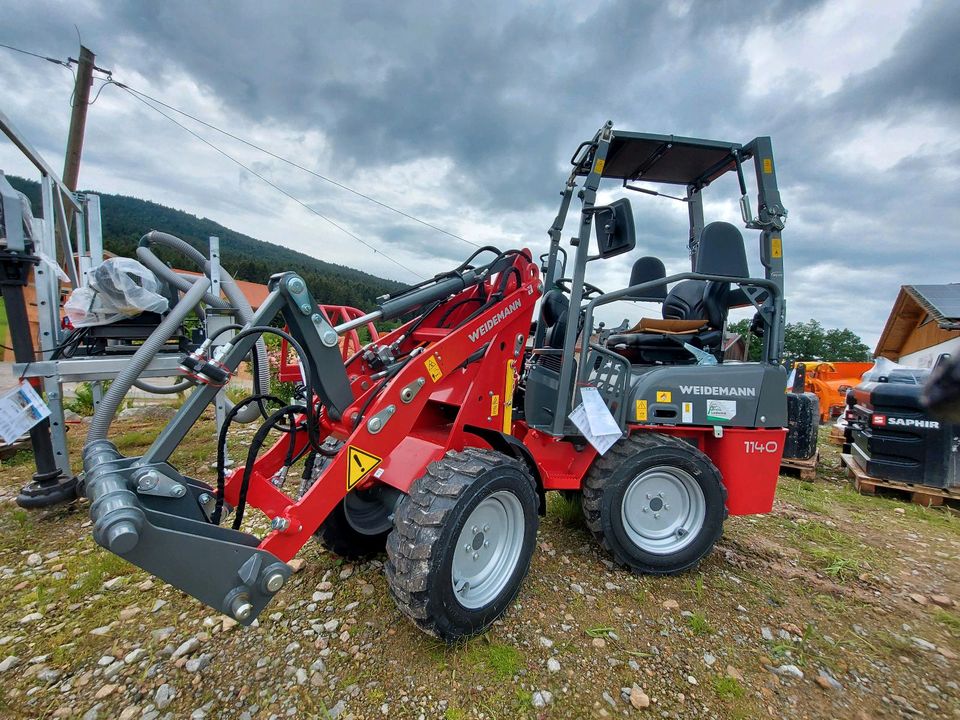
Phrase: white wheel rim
[
  {"left": 451, "top": 490, "right": 525, "bottom": 609},
  {"left": 621, "top": 465, "right": 706, "bottom": 555}
]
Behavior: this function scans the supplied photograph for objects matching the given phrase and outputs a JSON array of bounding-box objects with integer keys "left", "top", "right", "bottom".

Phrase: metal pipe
[
  {"left": 577, "top": 272, "right": 782, "bottom": 385},
  {"left": 334, "top": 310, "right": 382, "bottom": 335}
]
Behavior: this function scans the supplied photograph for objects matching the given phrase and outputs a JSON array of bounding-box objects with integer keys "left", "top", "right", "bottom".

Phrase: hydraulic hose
[
  {"left": 138, "top": 231, "right": 269, "bottom": 423},
  {"left": 86, "top": 276, "right": 212, "bottom": 444},
  {"left": 133, "top": 377, "right": 195, "bottom": 394},
  {"left": 136, "top": 247, "right": 227, "bottom": 309},
  {"left": 137, "top": 230, "right": 270, "bottom": 394}
]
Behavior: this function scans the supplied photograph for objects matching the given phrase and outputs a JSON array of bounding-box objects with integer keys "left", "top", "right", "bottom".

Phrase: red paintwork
[
  {"left": 513, "top": 423, "right": 784, "bottom": 514},
  {"left": 224, "top": 252, "right": 539, "bottom": 560},
  {"left": 222, "top": 251, "right": 784, "bottom": 562},
  {"left": 277, "top": 305, "right": 380, "bottom": 382}
]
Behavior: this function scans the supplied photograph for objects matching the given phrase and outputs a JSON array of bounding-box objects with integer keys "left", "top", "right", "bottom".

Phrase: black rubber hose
[
  {"left": 233, "top": 404, "right": 305, "bottom": 530},
  {"left": 212, "top": 393, "right": 284, "bottom": 525},
  {"left": 227, "top": 326, "right": 321, "bottom": 450}
]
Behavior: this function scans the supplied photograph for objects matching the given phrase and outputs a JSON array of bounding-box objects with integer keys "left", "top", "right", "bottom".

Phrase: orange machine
[{"left": 799, "top": 361, "right": 874, "bottom": 422}]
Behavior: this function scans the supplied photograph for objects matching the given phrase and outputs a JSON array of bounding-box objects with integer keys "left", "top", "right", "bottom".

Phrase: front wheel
[
  {"left": 386, "top": 448, "right": 539, "bottom": 642},
  {"left": 582, "top": 433, "right": 727, "bottom": 574}
]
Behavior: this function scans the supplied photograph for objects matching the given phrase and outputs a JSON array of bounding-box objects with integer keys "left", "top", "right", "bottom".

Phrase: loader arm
[{"left": 83, "top": 249, "right": 540, "bottom": 624}]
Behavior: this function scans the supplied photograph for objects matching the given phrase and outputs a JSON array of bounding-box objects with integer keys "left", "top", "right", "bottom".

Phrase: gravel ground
[{"left": 0, "top": 420, "right": 957, "bottom": 719}]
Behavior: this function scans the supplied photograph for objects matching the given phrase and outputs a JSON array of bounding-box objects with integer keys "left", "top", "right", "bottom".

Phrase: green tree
[
  {"left": 727, "top": 318, "right": 871, "bottom": 364},
  {"left": 821, "top": 327, "right": 871, "bottom": 362},
  {"left": 727, "top": 318, "right": 761, "bottom": 361}
]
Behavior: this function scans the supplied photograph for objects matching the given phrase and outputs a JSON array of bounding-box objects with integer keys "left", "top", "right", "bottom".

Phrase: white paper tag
[
  {"left": 569, "top": 387, "right": 622, "bottom": 455},
  {"left": 681, "top": 401, "right": 693, "bottom": 424},
  {"left": 0, "top": 382, "right": 51, "bottom": 444}
]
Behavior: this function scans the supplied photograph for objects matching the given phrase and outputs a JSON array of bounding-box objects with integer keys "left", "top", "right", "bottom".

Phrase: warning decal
[
  {"left": 635, "top": 400, "right": 648, "bottom": 421},
  {"left": 424, "top": 356, "right": 443, "bottom": 383},
  {"left": 347, "top": 446, "right": 382, "bottom": 491},
  {"left": 656, "top": 390, "right": 672, "bottom": 403}
]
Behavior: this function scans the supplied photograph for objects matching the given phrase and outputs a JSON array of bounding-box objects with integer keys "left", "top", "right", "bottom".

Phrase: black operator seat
[
  {"left": 539, "top": 288, "right": 570, "bottom": 349},
  {"left": 605, "top": 222, "right": 749, "bottom": 364},
  {"left": 625, "top": 257, "right": 667, "bottom": 301}
]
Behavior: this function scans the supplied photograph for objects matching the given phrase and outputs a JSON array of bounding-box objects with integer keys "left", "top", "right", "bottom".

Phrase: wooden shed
[{"left": 874, "top": 284, "right": 960, "bottom": 368}]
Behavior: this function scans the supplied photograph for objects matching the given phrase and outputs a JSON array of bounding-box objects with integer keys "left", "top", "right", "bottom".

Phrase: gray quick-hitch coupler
[
  {"left": 82, "top": 440, "right": 292, "bottom": 625},
  {"left": 85, "top": 440, "right": 145, "bottom": 555}
]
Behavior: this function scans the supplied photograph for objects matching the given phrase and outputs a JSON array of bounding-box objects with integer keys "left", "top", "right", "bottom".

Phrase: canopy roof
[{"left": 576, "top": 131, "right": 742, "bottom": 186}]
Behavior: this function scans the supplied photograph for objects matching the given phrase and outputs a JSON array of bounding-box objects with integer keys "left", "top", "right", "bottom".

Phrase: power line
[
  {"left": 3, "top": 43, "right": 446, "bottom": 278},
  {"left": 118, "top": 84, "right": 426, "bottom": 279},
  {"left": 3, "top": 44, "right": 474, "bottom": 252},
  {"left": 115, "top": 83, "right": 480, "bottom": 248},
  {"left": 0, "top": 41, "right": 71, "bottom": 68}
]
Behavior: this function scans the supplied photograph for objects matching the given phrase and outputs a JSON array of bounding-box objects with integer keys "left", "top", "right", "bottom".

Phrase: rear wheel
[
  {"left": 315, "top": 489, "right": 397, "bottom": 561},
  {"left": 306, "top": 450, "right": 399, "bottom": 561},
  {"left": 386, "top": 448, "right": 539, "bottom": 642},
  {"left": 582, "top": 433, "right": 726, "bottom": 574}
]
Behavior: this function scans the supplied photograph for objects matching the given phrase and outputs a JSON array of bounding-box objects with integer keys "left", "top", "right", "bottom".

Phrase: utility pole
[{"left": 62, "top": 45, "right": 95, "bottom": 193}]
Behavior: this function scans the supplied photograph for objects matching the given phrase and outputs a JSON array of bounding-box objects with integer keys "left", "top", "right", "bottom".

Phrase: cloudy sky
[{"left": 1, "top": 0, "right": 957, "bottom": 347}]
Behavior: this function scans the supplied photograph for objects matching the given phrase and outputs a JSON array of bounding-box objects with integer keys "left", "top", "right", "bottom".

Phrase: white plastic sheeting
[{"left": 64, "top": 257, "right": 169, "bottom": 327}]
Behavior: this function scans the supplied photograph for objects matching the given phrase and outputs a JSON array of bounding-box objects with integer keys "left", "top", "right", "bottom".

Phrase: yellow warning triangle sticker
[{"left": 347, "top": 446, "right": 382, "bottom": 491}]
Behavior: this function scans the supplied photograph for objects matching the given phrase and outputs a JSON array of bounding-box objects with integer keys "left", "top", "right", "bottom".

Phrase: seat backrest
[
  {"left": 662, "top": 280, "right": 707, "bottom": 322},
  {"left": 627, "top": 256, "right": 667, "bottom": 301},
  {"left": 695, "top": 222, "right": 748, "bottom": 277},
  {"left": 539, "top": 288, "right": 569, "bottom": 349},
  {"left": 695, "top": 222, "right": 749, "bottom": 330}
]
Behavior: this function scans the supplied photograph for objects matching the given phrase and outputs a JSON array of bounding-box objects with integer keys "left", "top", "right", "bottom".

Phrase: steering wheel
[{"left": 555, "top": 278, "right": 605, "bottom": 299}]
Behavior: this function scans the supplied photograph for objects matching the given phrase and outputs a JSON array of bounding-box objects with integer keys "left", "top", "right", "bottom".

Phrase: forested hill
[{"left": 7, "top": 176, "right": 407, "bottom": 309}]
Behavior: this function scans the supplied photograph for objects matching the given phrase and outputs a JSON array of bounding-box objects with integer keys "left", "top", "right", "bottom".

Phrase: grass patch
[
  {"left": 712, "top": 675, "right": 745, "bottom": 699},
  {"left": 1, "top": 449, "right": 35, "bottom": 467},
  {"left": 463, "top": 642, "right": 522, "bottom": 680},
  {"left": 903, "top": 503, "right": 958, "bottom": 531},
  {"left": 585, "top": 626, "right": 616, "bottom": 639},
  {"left": 445, "top": 708, "right": 466, "bottom": 720},
  {"left": 934, "top": 609, "right": 960, "bottom": 635},
  {"left": 66, "top": 551, "right": 137, "bottom": 601},
  {"left": 785, "top": 519, "right": 879, "bottom": 581},
  {"left": 811, "top": 549, "right": 862, "bottom": 582},
  {"left": 115, "top": 428, "right": 161, "bottom": 450},
  {"left": 687, "top": 612, "right": 714, "bottom": 635},
  {"left": 548, "top": 491, "right": 584, "bottom": 527},
  {"left": 684, "top": 575, "right": 706, "bottom": 601},
  {"left": 0, "top": 506, "right": 36, "bottom": 546},
  {"left": 777, "top": 478, "right": 831, "bottom": 514}
]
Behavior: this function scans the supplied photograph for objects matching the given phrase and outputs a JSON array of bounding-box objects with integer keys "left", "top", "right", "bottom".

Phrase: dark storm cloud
[{"left": 835, "top": 0, "right": 960, "bottom": 116}]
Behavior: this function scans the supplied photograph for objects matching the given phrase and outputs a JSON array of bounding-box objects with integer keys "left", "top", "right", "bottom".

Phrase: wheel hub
[
  {"left": 621, "top": 466, "right": 706, "bottom": 555},
  {"left": 451, "top": 491, "right": 525, "bottom": 609}
]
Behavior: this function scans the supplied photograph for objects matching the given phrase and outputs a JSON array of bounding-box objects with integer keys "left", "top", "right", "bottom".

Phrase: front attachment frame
[{"left": 84, "top": 440, "right": 291, "bottom": 624}]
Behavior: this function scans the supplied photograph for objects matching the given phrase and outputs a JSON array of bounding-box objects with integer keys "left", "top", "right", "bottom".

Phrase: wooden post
[{"left": 62, "top": 45, "right": 96, "bottom": 193}]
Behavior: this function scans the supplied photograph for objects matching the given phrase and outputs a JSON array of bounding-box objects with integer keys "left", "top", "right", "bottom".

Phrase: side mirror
[{"left": 593, "top": 198, "right": 635, "bottom": 259}]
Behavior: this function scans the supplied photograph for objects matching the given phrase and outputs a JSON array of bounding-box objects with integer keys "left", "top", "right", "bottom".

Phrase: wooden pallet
[
  {"left": 827, "top": 426, "right": 846, "bottom": 446},
  {"left": 840, "top": 453, "right": 960, "bottom": 508},
  {"left": 780, "top": 451, "right": 819, "bottom": 480}
]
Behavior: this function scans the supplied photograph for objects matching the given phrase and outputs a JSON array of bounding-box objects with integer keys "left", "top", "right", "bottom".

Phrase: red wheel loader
[{"left": 83, "top": 122, "right": 789, "bottom": 641}]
